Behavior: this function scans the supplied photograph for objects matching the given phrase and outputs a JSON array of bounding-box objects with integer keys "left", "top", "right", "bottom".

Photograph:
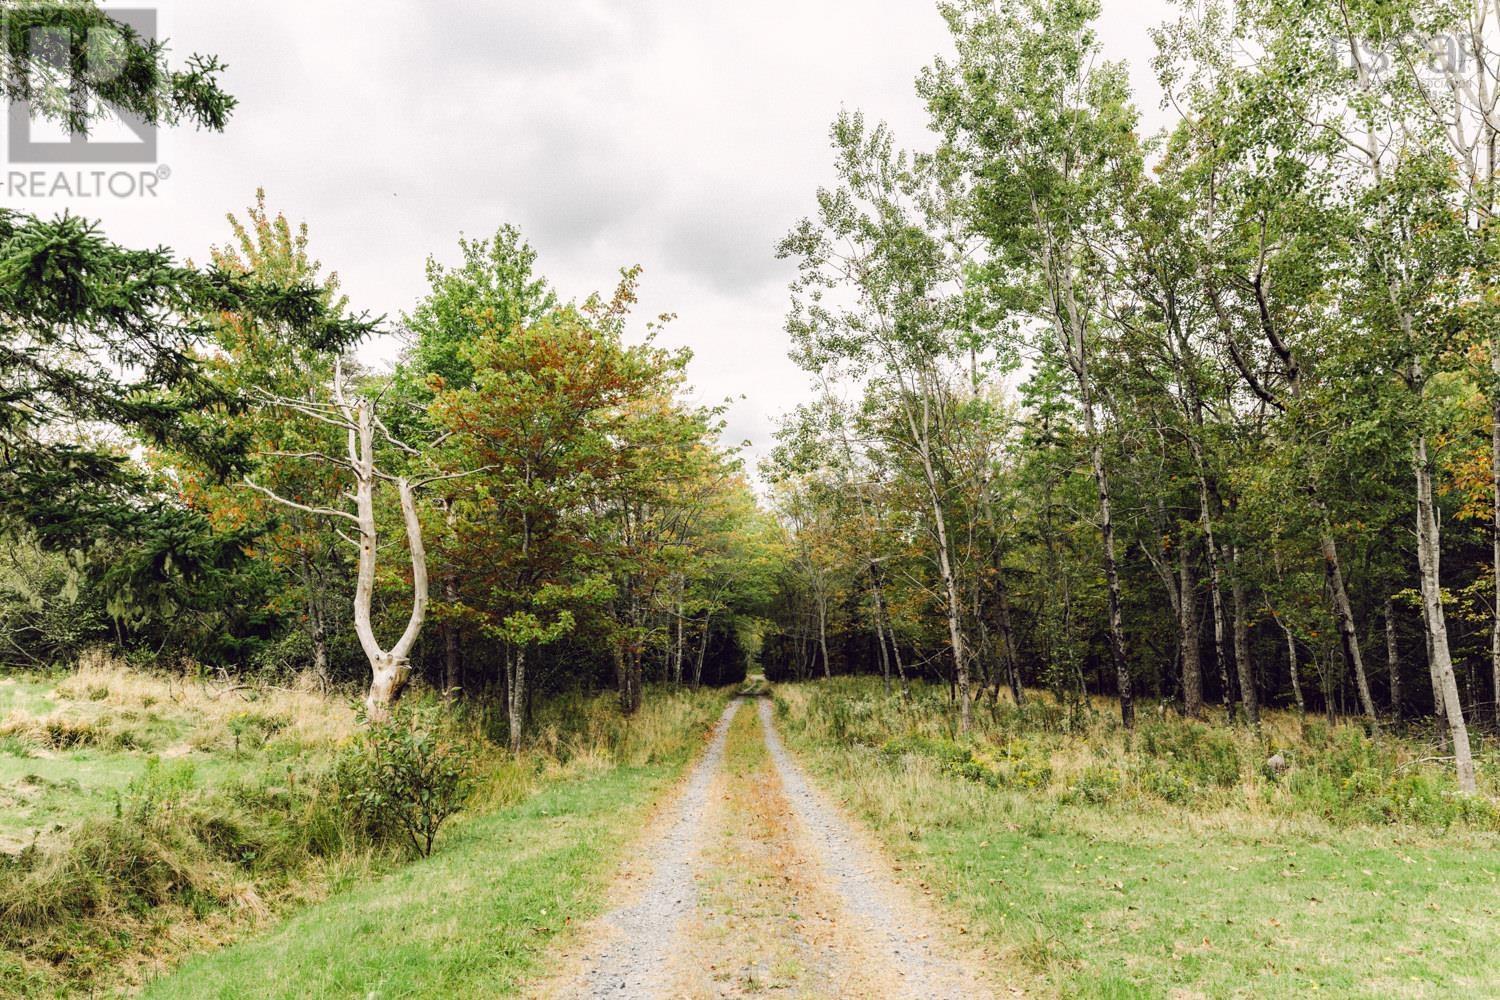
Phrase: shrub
[
  {"left": 333, "top": 705, "right": 478, "bottom": 857},
  {"left": 882, "top": 735, "right": 993, "bottom": 784},
  {"left": 1138, "top": 719, "right": 1242, "bottom": 788},
  {"left": 880, "top": 735, "right": 1053, "bottom": 790},
  {"left": 1135, "top": 763, "right": 1197, "bottom": 804},
  {"left": 986, "top": 738, "right": 1054, "bottom": 790},
  {"left": 1066, "top": 765, "right": 1123, "bottom": 805},
  {"left": 1280, "top": 728, "right": 1500, "bottom": 829},
  {"left": 120, "top": 756, "right": 197, "bottom": 822},
  {"left": 0, "top": 711, "right": 155, "bottom": 752},
  {"left": 228, "top": 710, "right": 287, "bottom": 752}
]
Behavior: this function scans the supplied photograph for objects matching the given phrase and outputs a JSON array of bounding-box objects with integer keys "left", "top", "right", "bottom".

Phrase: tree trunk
[
  {"left": 673, "top": 584, "right": 685, "bottom": 686},
  {"left": 1041, "top": 219, "right": 1131, "bottom": 728},
  {"left": 1318, "top": 513, "right": 1378, "bottom": 724},
  {"left": 1229, "top": 544, "right": 1259, "bottom": 728},
  {"left": 1427, "top": 624, "right": 1447, "bottom": 739},
  {"left": 507, "top": 647, "right": 526, "bottom": 754},
  {"left": 298, "top": 547, "right": 331, "bottom": 689},
  {"left": 1198, "top": 484, "right": 1233, "bottom": 720},
  {"left": 1177, "top": 540, "right": 1204, "bottom": 718},
  {"left": 1488, "top": 338, "right": 1500, "bottom": 728},
  {"left": 1414, "top": 433, "right": 1477, "bottom": 792},
  {"left": 1282, "top": 621, "right": 1304, "bottom": 714},
  {"left": 870, "top": 579, "right": 891, "bottom": 694},
  {"left": 1085, "top": 417, "right": 1132, "bottom": 729},
  {"left": 692, "top": 615, "right": 711, "bottom": 687},
  {"left": 1493, "top": 383, "right": 1500, "bottom": 723},
  {"left": 350, "top": 399, "right": 428, "bottom": 721},
  {"left": 366, "top": 652, "right": 411, "bottom": 723},
  {"left": 816, "top": 588, "right": 832, "bottom": 679},
  {"left": 885, "top": 617, "right": 909, "bottom": 695},
  {"left": 612, "top": 642, "right": 628, "bottom": 706},
  {"left": 625, "top": 648, "right": 644, "bottom": 715},
  {"left": 442, "top": 575, "right": 461, "bottom": 701},
  {"left": 1384, "top": 597, "right": 1401, "bottom": 721},
  {"left": 310, "top": 616, "right": 329, "bottom": 689},
  {"left": 915, "top": 428, "right": 971, "bottom": 732}
]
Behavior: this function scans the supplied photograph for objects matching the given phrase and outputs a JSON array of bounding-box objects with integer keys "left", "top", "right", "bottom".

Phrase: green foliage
[
  {"left": 141, "top": 686, "right": 731, "bottom": 1000},
  {"left": 1065, "top": 764, "right": 1124, "bottom": 805},
  {"left": 227, "top": 710, "right": 286, "bottom": 752},
  {"left": 1136, "top": 718, "right": 1243, "bottom": 789},
  {"left": 0, "top": 758, "right": 345, "bottom": 990},
  {"left": 778, "top": 679, "right": 1500, "bottom": 999},
  {"left": 880, "top": 734, "right": 1054, "bottom": 790},
  {"left": 882, "top": 734, "right": 993, "bottom": 783},
  {"left": 1281, "top": 728, "right": 1500, "bottom": 829},
  {"left": 333, "top": 704, "right": 477, "bottom": 857},
  {"left": 0, "top": 1, "right": 235, "bottom": 134},
  {"left": 402, "top": 224, "right": 557, "bottom": 394}
]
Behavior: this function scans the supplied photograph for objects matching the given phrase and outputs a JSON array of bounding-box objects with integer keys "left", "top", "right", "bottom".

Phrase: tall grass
[{"left": 776, "top": 678, "right": 1500, "bottom": 831}]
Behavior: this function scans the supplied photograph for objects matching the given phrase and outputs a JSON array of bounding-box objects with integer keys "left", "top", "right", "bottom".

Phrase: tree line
[
  {"left": 0, "top": 2, "right": 783, "bottom": 747},
  {"left": 761, "top": 0, "right": 1498, "bottom": 793}
]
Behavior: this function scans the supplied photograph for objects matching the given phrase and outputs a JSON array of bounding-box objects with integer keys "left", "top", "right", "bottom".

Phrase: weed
[
  {"left": 1065, "top": 764, "right": 1123, "bottom": 805},
  {"left": 774, "top": 677, "right": 1500, "bottom": 998}
]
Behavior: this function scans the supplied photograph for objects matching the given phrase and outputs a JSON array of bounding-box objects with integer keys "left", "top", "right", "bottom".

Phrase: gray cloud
[{"left": 19, "top": 0, "right": 1175, "bottom": 464}]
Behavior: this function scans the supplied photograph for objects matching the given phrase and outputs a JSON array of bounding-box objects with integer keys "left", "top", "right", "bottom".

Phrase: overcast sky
[{"left": 12, "top": 0, "right": 1177, "bottom": 462}]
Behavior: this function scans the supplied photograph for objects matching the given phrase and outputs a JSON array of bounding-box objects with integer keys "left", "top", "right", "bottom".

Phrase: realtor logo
[{"left": 6, "top": 6, "right": 158, "bottom": 164}]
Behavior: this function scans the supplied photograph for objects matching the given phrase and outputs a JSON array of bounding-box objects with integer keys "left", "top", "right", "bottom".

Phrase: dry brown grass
[{"left": 55, "top": 650, "right": 359, "bottom": 747}]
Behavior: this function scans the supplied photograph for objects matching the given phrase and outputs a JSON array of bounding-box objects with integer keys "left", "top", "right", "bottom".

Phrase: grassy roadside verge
[
  {"left": 773, "top": 679, "right": 1500, "bottom": 999},
  {"left": 140, "top": 685, "right": 729, "bottom": 999},
  {"left": 0, "top": 660, "right": 364, "bottom": 996}
]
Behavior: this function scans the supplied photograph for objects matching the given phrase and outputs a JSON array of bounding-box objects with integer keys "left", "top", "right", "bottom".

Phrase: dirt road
[{"left": 531, "top": 692, "right": 999, "bottom": 999}]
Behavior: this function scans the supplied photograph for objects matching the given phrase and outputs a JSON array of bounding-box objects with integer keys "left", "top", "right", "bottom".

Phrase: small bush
[
  {"left": 228, "top": 710, "right": 287, "bottom": 752},
  {"left": 1138, "top": 719, "right": 1242, "bottom": 788},
  {"left": 880, "top": 735, "right": 1053, "bottom": 790},
  {"left": 1135, "top": 763, "right": 1197, "bottom": 804},
  {"left": 986, "top": 738, "right": 1054, "bottom": 789},
  {"left": 882, "top": 735, "right": 994, "bottom": 784},
  {"left": 333, "top": 705, "right": 478, "bottom": 857},
  {"left": 1066, "top": 765, "right": 1123, "bottom": 805},
  {"left": 1280, "top": 728, "right": 1500, "bottom": 829},
  {"left": 0, "top": 735, "right": 31, "bottom": 757},
  {"left": 0, "top": 712, "right": 154, "bottom": 752}
]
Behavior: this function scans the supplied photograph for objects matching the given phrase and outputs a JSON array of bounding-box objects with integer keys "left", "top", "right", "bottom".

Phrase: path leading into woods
[{"left": 530, "top": 690, "right": 1002, "bottom": 999}]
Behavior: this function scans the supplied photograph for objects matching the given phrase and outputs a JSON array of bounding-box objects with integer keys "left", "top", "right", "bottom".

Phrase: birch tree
[{"left": 923, "top": 0, "right": 1142, "bottom": 726}]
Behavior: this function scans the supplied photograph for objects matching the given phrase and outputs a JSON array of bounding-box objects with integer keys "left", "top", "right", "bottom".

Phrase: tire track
[
  {"left": 541, "top": 698, "right": 741, "bottom": 999},
  {"left": 758, "top": 697, "right": 997, "bottom": 1000},
  {"left": 532, "top": 693, "right": 999, "bottom": 999}
]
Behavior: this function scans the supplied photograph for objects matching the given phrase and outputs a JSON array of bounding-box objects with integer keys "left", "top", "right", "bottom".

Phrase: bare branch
[{"left": 243, "top": 477, "right": 363, "bottom": 526}]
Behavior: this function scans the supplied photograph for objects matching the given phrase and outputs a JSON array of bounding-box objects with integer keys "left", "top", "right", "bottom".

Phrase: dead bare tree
[{"left": 244, "top": 361, "right": 475, "bottom": 721}]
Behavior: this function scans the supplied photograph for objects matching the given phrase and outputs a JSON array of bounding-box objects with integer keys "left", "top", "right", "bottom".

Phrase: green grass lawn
[
  {"left": 143, "top": 748, "right": 697, "bottom": 998},
  {"left": 775, "top": 680, "right": 1500, "bottom": 999}
]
